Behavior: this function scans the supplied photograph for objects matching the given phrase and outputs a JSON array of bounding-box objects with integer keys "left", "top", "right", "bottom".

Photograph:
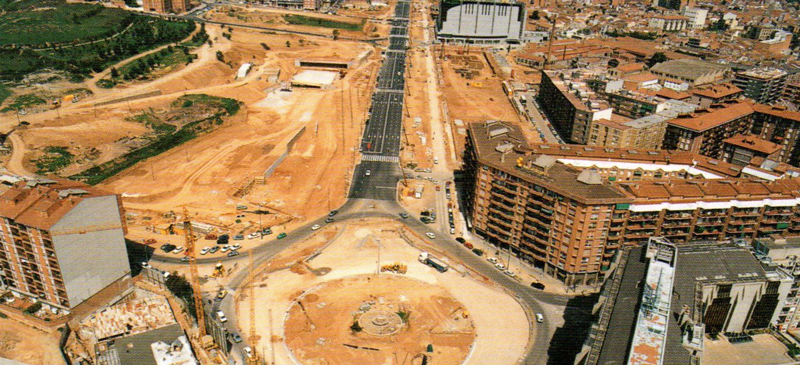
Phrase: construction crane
[
  {"left": 247, "top": 250, "right": 261, "bottom": 365},
  {"left": 542, "top": 13, "right": 558, "bottom": 71},
  {"left": 183, "top": 208, "right": 207, "bottom": 339}
]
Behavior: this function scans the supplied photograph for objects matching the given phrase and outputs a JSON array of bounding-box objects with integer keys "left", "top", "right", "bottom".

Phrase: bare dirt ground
[
  {"left": 284, "top": 275, "right": 475, "bottom": 365},
  {"left": 0, "top": 317, "right": 63, "bottom": 365},
  {"left": 235, "top": 218, "right": 530, "bottom": 365},
  {"left": 438, "top": 48, "right": 541, "bottom": 152},
  {"left": 2, "top": 25, "right": 377, "bottom": 229}
]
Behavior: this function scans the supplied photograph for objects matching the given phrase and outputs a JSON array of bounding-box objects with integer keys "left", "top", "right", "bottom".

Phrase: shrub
[{"left": 24, "top": 302, "right": 42, "bottom": 315}]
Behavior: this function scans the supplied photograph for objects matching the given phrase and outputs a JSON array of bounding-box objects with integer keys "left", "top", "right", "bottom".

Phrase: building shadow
[
  {"left": 547, "top": 293, "right": 601, "bottom": 365},
  {"left": 125, "top": 239, "right": 155, "bottom": 277}
]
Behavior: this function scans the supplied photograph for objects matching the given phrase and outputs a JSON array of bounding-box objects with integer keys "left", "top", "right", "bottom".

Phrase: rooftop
[
  {"left": 691, "top": 82, "right": 742, "bottom": 99},
  {"left": 667, "top": 101, "right": 754, "bottom": 132},
  {"left": 650, "top": 59, "right": 730, "bottom": 81},
  {"left": 723, "top": 134, "right": 783, "bottom": 155},
  {"left": 0, "top": 179, "right": 114, "bottom": 231},
  {"left": 737, "top": 67, "right": 788, "bottom": 80},
  {"left": 95, "top": 324, "right": 189, "bottom": 365},
  {"left": 752, "top": 103, "right": 800, "bottom": 122}
]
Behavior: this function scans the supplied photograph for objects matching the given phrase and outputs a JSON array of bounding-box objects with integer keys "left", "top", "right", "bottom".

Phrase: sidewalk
[{"left": 460, "top": 229, "right": 601, "bottom": 296}]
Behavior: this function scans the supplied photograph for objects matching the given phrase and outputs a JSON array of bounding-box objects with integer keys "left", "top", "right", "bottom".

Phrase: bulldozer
[
  {"left": 211, "top": 262, "right": 225, "bottom": 278},
  {"left": 380, "top": 262, "right": 407, "bottom": 274}
]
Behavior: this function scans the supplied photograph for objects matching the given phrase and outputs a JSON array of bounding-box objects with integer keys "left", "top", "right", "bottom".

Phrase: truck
[{"left": 418, "top": 252, "right": 448, "bottom": 273}]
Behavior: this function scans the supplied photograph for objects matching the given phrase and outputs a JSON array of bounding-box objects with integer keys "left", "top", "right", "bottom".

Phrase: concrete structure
[
  {"left": 95, "top": 324, "right": 196, "bottom": 365},
  {"left": 722, "top": 134, "right": 783, "bottom": 166},
  {"left": 733, "top": 67, "right": 788, "bottom": 104},
  {"left": 583, "top": 238, "right": 792, "bottom": 365},
  {"left": 537, "top": 70, "right": 613, "bottom": 144},
  {"left": 785, "top": 79, "right": 800, "bottom": 105},
  {"left": 648, "top": 15, "right": 688, "bottom": 32},
  {"left": 0, "top": 179, "right": 129, "bottom": 311},
  {"left": 464, "top": 121, "right": 800, "bottom": 285},
  {"left": 290, "top": 70, "right": 338, "bottom": 88},
  {"left": 587, "top": 99, "right": 697, "bottom": 150},
  {"left": 436, "top": 0, "right": 526, "bottom": 44},
  {"left": 753, "top": 236, "right": 800, "bottom": 332},
  {"left": 662, "top": 101, "right": 754, "bottom": 159},
  {"left": 682, "top": 7, "right": 708, "bottom": 29},
  {"left": 650, "top": 59, "right": 730, "bottom": 86},
  {"left": 142, "top": 0, "right": 187, "bottom": 14}
]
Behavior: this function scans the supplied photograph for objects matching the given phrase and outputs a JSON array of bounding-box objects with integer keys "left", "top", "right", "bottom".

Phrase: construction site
[{"left": 234, "top": 218, "right": 530, "bottom": 365}]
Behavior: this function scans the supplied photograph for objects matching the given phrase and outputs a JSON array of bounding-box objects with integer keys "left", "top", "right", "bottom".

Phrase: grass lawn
[
  {"left": 283, "top": 14, "right": 364, "bottom": 31},
  {"left": 1, "top": 93, "right": 46, "bottom": 112}
]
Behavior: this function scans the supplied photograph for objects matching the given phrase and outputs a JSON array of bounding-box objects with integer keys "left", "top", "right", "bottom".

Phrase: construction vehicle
[
  {"left": 211, "top": 262, "right": 225, "bottom": 278},
  {"left": 418, "top": 252, "right": 448, "bottom": 273},
  {"left": 380, "top": 262, "right": 407, "bottom": 274}
]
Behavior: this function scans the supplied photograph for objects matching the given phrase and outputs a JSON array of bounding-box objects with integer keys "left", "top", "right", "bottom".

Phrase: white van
[{"left": 535, "top": 313, "right": 544, "bottom": 323}]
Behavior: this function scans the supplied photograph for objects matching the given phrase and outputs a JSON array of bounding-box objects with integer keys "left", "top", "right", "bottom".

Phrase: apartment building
[
  {"left": 587, "top": 115, "right": 667, "bottom": 150},
  {"left": 733, "top": 67, "right": 788, "bottom": 104},
  {"left": 751, "top": 104, "right": 800, "bottom": 166},
  {"left": 682, "top": 7, "right": 708, "bottom": 29},
  {"left": 785, "top": 79, "right": 800, "bottom": 105},
  {"left": 689, "top": 82, "right": 743, "bottom": 108},
  {"left": 537, "top": 70, "right": 612, "bottom": 144},
  {"left": 752, "top": 236, "right": 800, "bottom": 332},
  {"left": 648, "top": 15, "right": 688, "bottom": 32},
  {"left": 722, "top": 134, "right": 783, "bottom": 166},
  {"left": 464, "top": 121, "right": 800, "bottom": 285},
  {"left": 0, "top": 179, "right": 129, "bottom": 311},
  {"left": 662, "top": 101, "right": 755, "bottom": 159}
]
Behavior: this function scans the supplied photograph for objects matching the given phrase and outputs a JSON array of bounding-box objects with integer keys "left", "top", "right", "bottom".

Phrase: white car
[
  {"left": 230, "top": 244, "right": 242, "bottom": 251},
  {"left": 535, "top": 313, "right": 544, "bottom": 323},
  {"left": 504, "top": 270, "right": 515, "bottom": 278},
  {"left": 495, "top": 263, "right": 506, "bottom": 270},
  {"left": 172, "top": 246, "right": 184, "bottom": 254},
  {"left": 426, "top": 232, "right": 436, "bottom": 239},
  {"left": 311, "top": 224, "right": 321, "bottom": 230},
  {"left": 242, "top": 346, "right": 253, "bottom": 358},
  {"left": 247, "top": 232, "right": 260, "bottom": 239},
  {"left": 220, "top": 245, "right": 230, "bottom": 253},
  {"left": 200, "top": 247, "right": 210, "bottom": 255},
  {"left": 488, "top": 257, "right": 498, "bottom": 264},
  {"left": 217, "top": 310, "right": 228, "bottom": 323},
  {"left": 365, "top": 169, "right": 371, "bottom": 176}
]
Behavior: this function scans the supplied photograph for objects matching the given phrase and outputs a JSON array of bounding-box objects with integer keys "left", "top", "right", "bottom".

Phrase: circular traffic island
[{"left": 284, "top": 275, "right": 476, "bottom": 365}]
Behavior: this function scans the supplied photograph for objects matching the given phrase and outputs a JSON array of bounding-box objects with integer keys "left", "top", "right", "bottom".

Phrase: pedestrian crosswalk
[{"left": 362, "top": 154, "right": 399, "bottom": 163}]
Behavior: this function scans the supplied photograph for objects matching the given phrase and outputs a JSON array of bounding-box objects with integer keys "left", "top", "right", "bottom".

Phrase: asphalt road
[
  {"left": 360, "top": 91, "right": 404, "bottom": 156},
  {"left": 348, "top": 161, "right": 402, "bottom": 200}
]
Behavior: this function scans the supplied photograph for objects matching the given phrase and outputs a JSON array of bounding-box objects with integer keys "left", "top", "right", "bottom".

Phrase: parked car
[
  {"left": 231, "top": 333, "right": 243, "bottom": 343},
  {"left": 242, "top": 346, "right": 253, "bottom": 359},
  {"left": 464, "top": 242, "right": 474, "bottom": 249},
  {"left": 530, "top": 282, "right": 546, "bottom": 290},
  {"left": 455, "top": 237, "right": 466, "bottom": 243},
  {"left": 220, "top": 245, "right": 230, "bottom": 253},
  {"left": 234, "top": 234, "right": 244, "bottom": 240},
  {"left": 495, "top": 263, "right": 506, "bottom": 270},
  {"left": 277, "top": 232, "right": 287, "bottom": 239},
  {"left": 141, "top": 262, "right": 151, "bottom": 269},
  {"left": 161, "top": 244, "right": 176, "bottom": 252},
  {"left": 217, "top": 310, "right": 228, "bottom": 323},
  {"left": 200, "top": 247, "right": 211, "bottom": 255},
  {"left": 488, "top": 257, "right": 498, "bottom": 263},
  {"left": 399, "top": 212, "right": 408, "bottom": 219},
  {"left": 172, "top": 246, "right": 184, "bottom": 254},
  {"left": 262, "top": 228, "right": 272, "bottom": 235},
  {"left": 426, "top": 232, "right": 436, "bottom": 239},
  {"left": 472, "top": 248, "right": 484, "bottom": 256},
  {"left": 230, "top": 244, "right": 242, "bottom": 251},
  {"left": 504, "top": 270, "right": 515, "bottom": 277},
  {"left": 208, "top": 246, "right": 220, "bottom": 254},
  {"left": 311, "top": 224, "right": 321, "bottom": 230},
  {"left": 329, "top": 210, "right": 339, "bottom": 217},
  {"left": 365, "top": 169, "right": 371, "bottom": 176},
  {"left": 535, "top": 313, "right": 544, "bottom": 323},
  {"left": 248, "top": 232, "right": 260, "bottom": 239},
  {"left": 180, "top": 256, "right": 190, "bottom": 262},
  {"left": 227, "top": 250, "right": 240, "bottom": 257},
  {"left": 326, "top": 217, "right": 335, "bottom": 223}
]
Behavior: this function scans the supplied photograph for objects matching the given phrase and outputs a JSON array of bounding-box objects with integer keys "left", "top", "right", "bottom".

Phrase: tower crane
[
  {"left": 542, "top": 13, "right": 558, "bottom": 71},
  {"left": 183, "top": 208, "right": 207, "bottom": 338},
  {"left": 247, "top": 250, "right": 261, "bottom": 364}
]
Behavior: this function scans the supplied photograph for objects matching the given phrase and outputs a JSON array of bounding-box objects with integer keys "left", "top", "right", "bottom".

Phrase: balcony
[
  {"left": 664, "top": 213, "right": 693, "bottom": 220},
  {"left": 628, "top": 214, "right": 659, "bottom": 222}
]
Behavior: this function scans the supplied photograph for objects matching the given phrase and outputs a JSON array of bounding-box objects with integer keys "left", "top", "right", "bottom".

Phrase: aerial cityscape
[{"left": 0, "top": 0, "right": 800, "bottom": 364}]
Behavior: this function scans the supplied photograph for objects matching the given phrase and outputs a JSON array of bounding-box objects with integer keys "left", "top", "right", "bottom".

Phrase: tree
[
  {"left": 216, "top": 50, "right": 224, "bottom": 62},
  {"left": 529, "top": 10, "right": 540, "bottom": 20},
  {"left": 165, "top": 272, "right": 196, "bottom": 319},
  {"left": 286, "top": 41, "right": 291, "bottom": 48},
  {"left": 333, "top": 29, "right": 340, "bottom": 40},
  {"left": 110, "top": 67, "right": 119, "bottom": 79},
  {"left": 646, "top": 52, "right": 668, "bottom": 68}
]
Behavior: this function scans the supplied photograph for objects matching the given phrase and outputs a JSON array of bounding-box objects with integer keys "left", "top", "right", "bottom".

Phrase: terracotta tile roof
[
  {"left": 723, "top": 134, "right": 783, "bottom": 155},
  {"left": 752, "top": 103, "right": 800, "bottom": 122},
  {"left": 621, "top": 178, "right": 800, "bottom": 201},
  {"left": 0, "top": 179, "right": 114, "bottom": 231},
  {"left": 691, "top": 83, "right": 742, "bottom": 99},
  {"left": 623, "top": 72, "right": 659, "bottom": 84},
  {"left": 615, "top": 63, "right": 645, "bottom": 73},
  {"left": 667, "top": 101, "right": 755, "bottom": 132},
  {"left": 655, "top": 88, "right": 691, "bottom": 100}
]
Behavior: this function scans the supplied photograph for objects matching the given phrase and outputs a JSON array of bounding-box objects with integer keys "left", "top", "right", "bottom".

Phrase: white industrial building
[{"left": 436, "top": 0, "right": 526, "bottom": 44}]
